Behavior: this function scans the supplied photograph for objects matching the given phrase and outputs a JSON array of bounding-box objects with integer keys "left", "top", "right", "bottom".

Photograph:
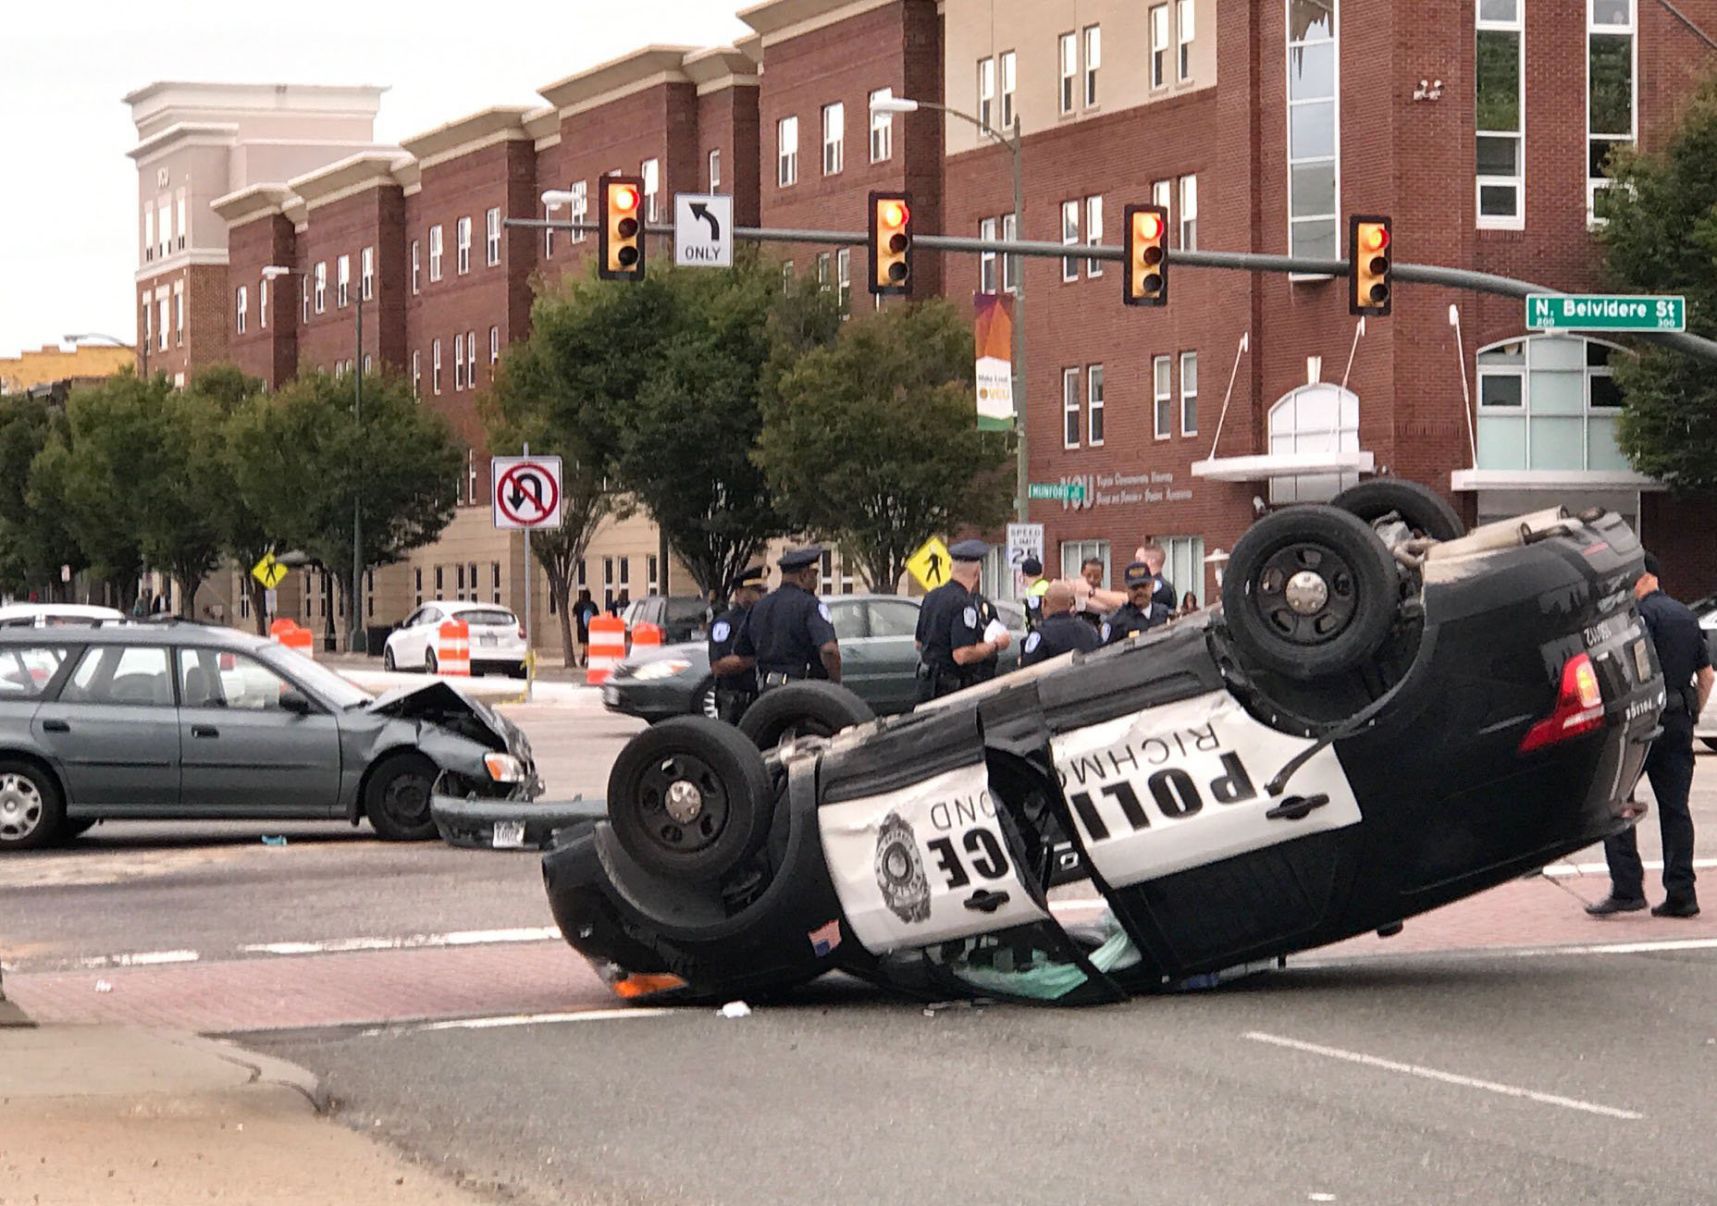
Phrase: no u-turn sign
[{"left": 492, "top": 456, "right": 564, "bottom": 530}]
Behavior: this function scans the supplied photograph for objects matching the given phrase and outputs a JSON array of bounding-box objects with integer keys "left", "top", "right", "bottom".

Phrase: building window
[
  {"left": 778, "top": 116, "right": 799, "bottom": 187},
  {"left": 361, "top": 246, "right": 374, "bottom": 300},
  {"left": 363, "top": 353, "right": 372, "bottom": 376},
  {"left": 1151, "top": 5, "right": 1170, "bottom": 88},
  {"left": 143, "top": 206, "right": 154, "bottom": 262},
  {"left": 646, "top": 555, "right": 660, "bottom": 595},
  {"left": 1268, "top": 384, "right": 1362, "bottom": 503},
  {"left": 641, "top": 158, "right": 660, "bottom": 221},
  {"left": 1059, "top": 32, "right": 1078, "bottom": 115},
  {"left": 1476, "top": 0, "right": 1524, "bottom": 227},
  {"left": 142, "top": 293, "right": 151, "bottom": 345},
  {"left": 235, "top": 286, "right": 248, "bottom": 335},
  {"left": 1088, "top": 364, "right": 1105, "bottom": 446},
  {"left": 466, "top": 331, "right": 477, "bottom": 384},
  {"left": 1287, "top": 0, "right": 1340, "bottom": 261},
  {"left": 1152, "top": 179, "right": 1172, "bottom": 215},
  {"left": 454, "top": 334, "right": 465, "bottom": 391},
  {"left": 822, "top": 102, "right": 844, "bottom": 175},
  {"left": 1063, "top": 368, "right": 1081, "bottom": 448},
  {"left": 979, "top": 217, "right": 998, "bottom": 293},
  {"left": 158, "top": 202, "right": 170, "bottom": 260},
  {"left": 301, "top": 277, "right": 309, "bottom": 324},
  {"left": 1000, "top": 51, "right": 1017, "bottom": 130},
  {"left": 1085, "top": 195, "right": 1104, "bottom": 276},
  {"left": 1161, "top": 536, "right": 1206, "bottom": 608},
  {"left": 1001, "top": 213, "right": 1019, "bottom": 292},
  {"left": 456, "top": 216, "right": 472, "bottom": 275},
  {"left": 1476, "top": 336, "right": 1630, "bottom": 472},
  {"left": 489, "top": 325, "right": 500, "bottom": 366},
  {"left": 869, "top": 88, "right": 894, "bottom": 162},
  {"left": 412, "top": 350, "right": 421, "bottom": 398},
  {"left": 412, "top": 240, "right": 421, "bottom": 292},
  {"left": 1061, "top": 540, "right": 1110, "bottom": 587},
  {"left": 176, "top": 190, "right": 187, "bottom": 250},
  {"left": 432, "top": 339, "right": 442, "bottom": 394},
  {"left": 1180, "top": 351, "right": 1199, "bottom": 434},
  {"left": 158, "top": 298, "right": 169, "bottom": 352},
  {"left": 486, "top": 207, "right": 501, "bottom": 266},
  {"left": 1178, "top": 0, "right": 1196, "bottom": 81},
  {"left": 570, "top": 181, "right": 588, "bottom": 243},
  {"left": 1084, "top": 25, "right": 1101, "bottom": 108},
  {"left": 259, "top": 279, "right": 269, "bottom": 329},
  {"left": 429, "top": 225, "right": 444, "bottom": 281},
  {"left": 314, "top": 262, "right": 326, "bottom": 313},
  {"left": 337, "top": 254, "right": 350, "bottom": 308},
  {"left": 708, "top": 148, "right": 722, "bottom": 190},
  {"left": 173, "top": 282, "right": 183, "bottom": 346},
  {"left": 543, "top": 205, "right": 555, "bottom": 258},
  {"left": 1179, "top": 175, "right": 1199, "bottom": 250},
  {"left": 1154, "top": 355, "right": 1173, "bottom": 439},
  {"left": 492, "top": 563, "right": 502, "bottom": 604},
  {"left": 1587, "top": 0, "right": 1635, "bottom": 221},
  {"left": 816, "top": 252, "right": 831, "bottom": 290},
  {"left": 977, "top": 58, "right": 995, "bottom": 130},
  {"left": 1061, "top": 200, "right": 1080, "bottom": 282}
]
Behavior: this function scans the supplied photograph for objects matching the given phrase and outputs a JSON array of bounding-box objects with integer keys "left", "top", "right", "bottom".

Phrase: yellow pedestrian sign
[
  {"left": 251, "top": 553, "right": 289, "bottom": 590},
  {"left": 906, "top": 536, "right": 953, "bottom": 592}
]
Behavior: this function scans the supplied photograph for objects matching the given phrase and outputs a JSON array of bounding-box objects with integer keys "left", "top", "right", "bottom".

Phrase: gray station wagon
[{"left": 0, "top": 622, "right": 538, "bottom": 850}]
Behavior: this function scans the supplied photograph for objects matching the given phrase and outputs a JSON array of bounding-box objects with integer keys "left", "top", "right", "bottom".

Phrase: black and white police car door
[
  {"left": 1049, "top": 690, "right": 1362, "bottom": 889},
  {"left": 819, "top": 762, "right": 1049, "bottom": 955}
]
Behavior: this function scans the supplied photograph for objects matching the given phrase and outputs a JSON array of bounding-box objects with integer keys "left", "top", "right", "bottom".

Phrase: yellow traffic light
[
  {"left": 600, "top": 176, "right": 646, "bottom": 282},
  {"left": 869, "top": 191, "right": 913, "bottom": 296},
  {"left": 1349, "top": 215, "right": 1392, "bottom": 316},
  {"left": 1123, "top": 204, "right": 1169, "bottom": 307}
]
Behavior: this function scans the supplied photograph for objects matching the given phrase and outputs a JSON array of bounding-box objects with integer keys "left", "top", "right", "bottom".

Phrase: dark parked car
[
  {"left": 602, "top": 594, "right": 1026, "bottom": 723},
  {"left": 620, "top": 596, "right": 713, "bottom": 646},
  {"left": 544, "top": 484, "right": 1665, "bottom": 1006},
  {"left": 0, "top": 623, "right": 538, "bottom": 850}
]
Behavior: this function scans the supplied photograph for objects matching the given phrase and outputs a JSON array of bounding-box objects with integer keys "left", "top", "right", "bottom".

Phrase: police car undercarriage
[{"left": 543, "top": 481, "right": 1666, "bottom": 1006}]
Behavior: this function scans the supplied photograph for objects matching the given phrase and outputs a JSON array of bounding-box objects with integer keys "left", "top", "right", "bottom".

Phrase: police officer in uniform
[
  {"left": 1020, "top": 557, "right": 1050, "bottom": 632},
  {"left": 1588, "top": 552, "right": 1714, "bottom": 918},
  {"left": 732, "top": 546, "right": 841, "bottom": 690},
  {"left": 914, "top": 540, "right": 1011, "bottom": 701},
  {"left": 1101, "top": 562, "right": 1174, "bottom": 646},
  {"left": 1137, "top": 543, "right": 1178, "bottom": 614},
  {"left": 707, "top": 565, "right": 767, "bottom": 723},
  {"left": 1020, "top": 582, "right": 1100, "bottom": 668}
]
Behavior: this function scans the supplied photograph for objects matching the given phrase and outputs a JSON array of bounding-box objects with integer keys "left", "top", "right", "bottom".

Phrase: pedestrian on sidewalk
[
  {"left": 1587, "top": 552, "right": 1714, "bottom": 919},
  {"left": 572, "top": 589, "right": 599, "bottom": 668}
]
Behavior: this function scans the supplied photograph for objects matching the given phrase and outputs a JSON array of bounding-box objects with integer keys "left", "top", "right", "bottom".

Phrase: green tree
[
  {"left": 755, "top": 300, "right": 1015, "bottom": 590},
  {"left": 188, "top": 365, "right": 276, "bottom": 632},
  {"left": 230, "top": 371, "right": 460, "bottom": 635},
  {"left": 0, "top": 394, "right": 85, "bottom": 600},
  {"left": 1600, "top": 75, "right": 1717, "bottom": 491}
]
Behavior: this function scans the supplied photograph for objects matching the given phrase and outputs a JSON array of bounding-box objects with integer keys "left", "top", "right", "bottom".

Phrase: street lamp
[
  {"left": 871, "top": 94, "right": 1029, "bottom": 526},
  {"left": 65, "top": 331, "right": 144, "bottom": 380},
  {"left": 265, "top": 264, "right": 366, "bottom": 654}
]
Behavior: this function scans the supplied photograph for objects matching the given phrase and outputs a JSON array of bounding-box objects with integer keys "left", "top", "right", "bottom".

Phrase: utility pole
[{"left": 351, "top": 289, "right": 366, "bottom": 654}]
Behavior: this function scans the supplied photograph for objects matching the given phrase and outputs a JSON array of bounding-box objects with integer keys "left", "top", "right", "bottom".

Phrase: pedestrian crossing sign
[
  {"left": 906, "top": 536, "right": 953, "bottom": 592},
  {"left": 251, "top": 553, "right": 289, "bottom": 590}
]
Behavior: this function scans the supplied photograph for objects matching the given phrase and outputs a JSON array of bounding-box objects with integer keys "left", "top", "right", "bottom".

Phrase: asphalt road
[{"left": 261, "top": 945, "right": 1717, "bottom": 1206}]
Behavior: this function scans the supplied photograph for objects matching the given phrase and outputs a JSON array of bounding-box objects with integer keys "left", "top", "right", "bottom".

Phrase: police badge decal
[{"left": 874, "top": 811, "right": 931, "bottom": 923}]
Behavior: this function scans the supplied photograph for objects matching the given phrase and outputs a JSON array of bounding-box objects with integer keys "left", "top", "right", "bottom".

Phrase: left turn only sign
[{"left": 492, "top": 456, "right": 564, "bottom": 530}]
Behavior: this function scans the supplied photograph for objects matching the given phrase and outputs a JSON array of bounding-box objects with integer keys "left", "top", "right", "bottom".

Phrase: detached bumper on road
[{"left": 432, "top": 794, "right": 607, "bottom": 851}]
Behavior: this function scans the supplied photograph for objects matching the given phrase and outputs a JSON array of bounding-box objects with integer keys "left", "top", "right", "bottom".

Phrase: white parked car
[
  {"left": 0, "top": 604, "right": 124, "bottom": 628},
  {"left": 382, "top": 601, "right": 528, "bottom": 678},
  {"left": 1697, "top": 603, "right": 1717, "bottom": 752}
]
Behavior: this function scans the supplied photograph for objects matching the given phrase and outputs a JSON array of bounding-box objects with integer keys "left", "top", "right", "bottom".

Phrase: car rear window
[
  {"left": 460, "top": 609, "right": 517, "bottom": 627},
  {"left": 666, "top": 599, "right": 710, "bottom": 624},
  {"left": 0, "top": 646, "right": 69, "bottom": 699}
]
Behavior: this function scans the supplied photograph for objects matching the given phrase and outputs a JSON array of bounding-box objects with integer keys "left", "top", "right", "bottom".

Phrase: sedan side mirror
[{"left": 279, "top": 689, "right": 313, "bottom": 715}]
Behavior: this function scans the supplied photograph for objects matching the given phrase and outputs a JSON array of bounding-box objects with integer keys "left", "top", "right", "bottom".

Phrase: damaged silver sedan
[{"left": 0, "top": 622, "right": 536, "bottom": 849}]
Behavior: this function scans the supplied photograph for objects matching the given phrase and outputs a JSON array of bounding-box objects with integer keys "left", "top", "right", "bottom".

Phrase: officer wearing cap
[
  {"left": 1101, "top": 562, "right": 1174, "bottom": 646},
  {"left": 707, "top": 566, "right": 767, "bottom": 723},
  {"left": 1588, "top": 551, "right": 1714, "bottom": 919},
  {"left": 732, "top": 546, "right": 841, "bottom": 690},
  {"left": 1020, "top": 557, "right": 1050, "bottom": 632},
  {"left": 914, "top": 539, "right": 1011, "bottom": 701},
  {"left": 1020, "top": 582, "right": 1100, "bottom": 668}
]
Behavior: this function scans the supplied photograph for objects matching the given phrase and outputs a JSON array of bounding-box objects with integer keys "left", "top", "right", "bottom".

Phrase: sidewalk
[{"left": 0, "top": 1023, "right": 494, "bottom": 1205}]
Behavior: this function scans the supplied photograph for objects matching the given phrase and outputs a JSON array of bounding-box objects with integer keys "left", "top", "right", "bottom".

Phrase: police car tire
[
  {"left": 1223, "top": 504, "right": 1400, "bottom": 682},
  {"left": 738, "top": 682, "right": 875, "bottom": 751},
  {"left": 608, "top": 717, "right": 774, "bottom": 882},
  {"left": 1330, "top": 479, "right": 1465, "bottom": 543}
]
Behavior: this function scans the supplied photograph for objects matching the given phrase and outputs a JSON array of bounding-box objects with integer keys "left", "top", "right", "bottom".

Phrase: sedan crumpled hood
[{"left": 367, "top": 680, "right": 525, "bottom": 756}]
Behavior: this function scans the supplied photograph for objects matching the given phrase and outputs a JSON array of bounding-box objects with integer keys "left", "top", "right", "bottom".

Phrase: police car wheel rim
[
  {"left": 636, "top": 754, "right": 728, "bottom": 852},
  {"left": 1254, "top": 542, "right": 1359, "bottom": 646},
  {"left": 700, "top": 685, "right": 719, "bottom": 719}
]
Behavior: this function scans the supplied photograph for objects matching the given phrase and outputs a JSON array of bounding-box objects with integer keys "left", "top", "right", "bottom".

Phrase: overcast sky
[{"left": 0, "top": 1, "right": 752, "bottom": 359}]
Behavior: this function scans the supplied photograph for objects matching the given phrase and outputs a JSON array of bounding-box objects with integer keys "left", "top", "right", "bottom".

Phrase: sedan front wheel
[{"left": 365, "top": 753, "right": 440, "bottom": 842}]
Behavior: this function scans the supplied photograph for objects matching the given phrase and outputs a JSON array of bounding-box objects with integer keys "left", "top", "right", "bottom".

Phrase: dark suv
[{"left": 0, "top": 622, "right": 537, "bottom": 850}]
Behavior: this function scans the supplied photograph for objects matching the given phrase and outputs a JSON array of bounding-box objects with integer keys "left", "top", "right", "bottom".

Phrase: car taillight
[
  {"left": 518, "top": 626, "right": 526, "bottom": 640},
  {"left": 1519, "top": 653, "right": 1605, "bottom": 753}
]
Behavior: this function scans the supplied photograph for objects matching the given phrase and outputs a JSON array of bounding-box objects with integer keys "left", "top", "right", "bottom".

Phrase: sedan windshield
[{"left": 254, "top": 644, "right": 372, "bottom": 709}]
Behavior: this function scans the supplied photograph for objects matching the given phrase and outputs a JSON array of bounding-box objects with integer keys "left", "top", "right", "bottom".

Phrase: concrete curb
[{"left": 192, "top": 1032, "right": 331, "bottom": 1114}]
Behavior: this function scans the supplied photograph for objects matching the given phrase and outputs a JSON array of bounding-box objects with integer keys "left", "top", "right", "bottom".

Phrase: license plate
[
  {"left": 479, "top": 634, "right": 499, "bottom": 647},
  {"left": 1631, "top": 639, "right": 1651, "bottom": 682},
  {"left": 492, "top": 820, "right": 527, "bottom": 849}
]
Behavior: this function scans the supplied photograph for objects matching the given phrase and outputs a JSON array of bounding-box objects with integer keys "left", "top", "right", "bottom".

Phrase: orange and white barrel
[
  {"left": 437, "top": 619, "right": 471, "bottom": 677},
  {"left": 631, "top": 621, "right": 663, "bottom": 652},
  {"left": 586, "top": 615, "right": 627, "bottom": 685},
  {"left": 270, "top": 618, "right": 315, "bottom": 659}
]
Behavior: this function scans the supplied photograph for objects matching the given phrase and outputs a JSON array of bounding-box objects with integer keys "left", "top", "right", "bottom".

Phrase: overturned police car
[{"left": 543, "top": 482, "right": 1666, "bottom": 1005}]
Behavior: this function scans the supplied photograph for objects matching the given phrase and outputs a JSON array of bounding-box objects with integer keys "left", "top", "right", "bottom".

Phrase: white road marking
[
  {"left": 1296, "top": 935, "right": 1717, "bottom": 969},
  {"left": 1243, "top": 1031, "right": 1643, "bottom": 1120},
  {"left": 57, "top": 949, "right": 202, "bottom": 971},
  {"left": 358, "top": 1007, "right": 673, "bottom": 1037},
  {"left": 1538, "top": 857, "right": 1717, "bottom": 880},
  {"left": 239, "top": 926, "right": 560, "bottom": 957}
]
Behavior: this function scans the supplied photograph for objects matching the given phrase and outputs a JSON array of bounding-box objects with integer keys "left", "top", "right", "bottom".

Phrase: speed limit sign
[{"left": 1006, "top": 523, "right": 1044, "bottom": 572}]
